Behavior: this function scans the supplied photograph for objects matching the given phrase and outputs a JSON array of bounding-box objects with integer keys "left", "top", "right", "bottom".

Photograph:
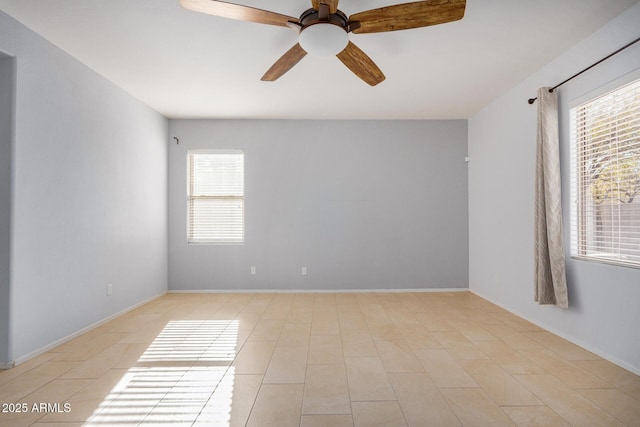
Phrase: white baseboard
[
  {"left": 13, "top": 292, "right": 166, "bottom": 367},
  {"left": 168, "top": 288, "right": 469, "bottom": 294},
  {"left": 469, "top": 289, "right": 640, "bottom": 376}
]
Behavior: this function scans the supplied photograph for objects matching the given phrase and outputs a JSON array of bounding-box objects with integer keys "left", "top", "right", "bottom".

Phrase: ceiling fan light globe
[{"left": 299, "top": 23, "right": 349, "bottom": 57}]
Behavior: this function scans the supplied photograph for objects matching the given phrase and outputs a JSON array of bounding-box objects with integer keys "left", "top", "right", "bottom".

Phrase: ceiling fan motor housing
[{"left": 298, "top": 8, "right": 355, "bottom": 56}]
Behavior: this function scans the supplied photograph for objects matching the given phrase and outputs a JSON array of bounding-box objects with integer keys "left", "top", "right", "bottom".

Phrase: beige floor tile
[
  {"left": 414, "top": 349, "right": 478, "bottom": 388},
  {"left": 578, "top": 388, "right": 640, "bottom": 426},
  {"left": 359, "top": 301, "right": 386, "bottom": 319},
  {"left": 493, "top": 314, "right": 543, "bottom": 333},
  {"left": 169, "top": 366, "right": 227, "bottom": 401},
  {"left": 440, "top": 388, "right": 516, "bottom": 427},
  {"left": 22, "top": 379, "right": 92, "bottom": 407},
  {"left": 368, "top": 323, "right": 403, "bottom": 341},
  {"left": 308, "top": 334, "right": 344, "bottom": 365},
  {"left": 211, "top": 306, "right": 245, "bottom": 321},
  {"left": 262, "top": 301, "right": 293, "bottom": 320},
  {"left": 234, "top": 311, "right": 263, "bottom": 331},
  {"left": 108, "top": 312, "right": 165, "bottom": 334},
  {"left": 341, "top": 331, "right": 378, "bottom": 357},
  {"left": 291, "top": 294, "right": 314, "bottom": 308},
  {"left": 335, "top": 293, "right": 359, "bottom": 306},
  {"left": 432, "top": 331, "right": 488, "bottom": 359},
  {"left": 520, "top": 349, "right": 609, "bottom": 389},
  {"left": 278, "top": 321, "right": 312, "bottom": 347},
  {"left": 263, "top": 347, "right": 308, "bottom": 384},
  {"left": 60, "top": 343, "right": 145, "bottom": 379},
  {"left": 465, "top": 310, "right": 505, "bottom": 326},
  {"left": 501, "top": 333, "right": 546, "bottom": 350},
  {"left": 458, "top": 359, "right": 543, "bottom": 406},
  {"left": 301, "top": 414, "right": 354, "bottom": 427},
  {"left": 225, "top": 373, "right": 263, "bottom": 426},
  {"left": 241, "top": 295, "right": 273, "bottom": 314},
  {"left": 617, "top": 381, "right": 639, "bottom": 401},
  {"left": 502, "top": 405, "right": 570, "bottom": 427},
  {"left": 314, "top": 294, "right": 337, "bottom": 309},
  {"left": 573, "top": 359, "right": 633, "bottom": 383},
  {"left": 399, "top": 327, "right": 444, "bottom": 351},
  {"left": 351, "top": 401, "right": 407, "bottom": 427},
  {"left": 345, "top": 357, "right": 396, "bottom": 401},
  {"left": 574, "top": 360, "right": 640, "bottom": 398},
  {"left": 523, "top": 331, "right": 600, "bottom": 361},
  {"left": 246, "top": 384, "right": 304, "bottom": 427},
  {"left": 387, "top": 311, "right": 424, "bottom": 333},
  {"left": 475, "top": 341, "right": 545, "bottom": 375},
  {"left": 481, "top": 324, "right": 522, "bottom": 339},
  {"left": 374, "top": 340, "right": 424, "bottom": 372},
  {"left": 338, "top": 311, "right": 369, "bottom": 332},
  {"left": 435, "top": 308, "right": 470, "bottom": 320},
  {"left": 311, "top": 311, "right": 341, "bottom": 335},
  {"left": 0, "top": 361, "right": 79, "bottom": 403},
  {"left": 231, "top": 340, "right": 276, "bottom": 374},
  {"left": 52, "top": 333, "right": 128, "bottom": 362},
  {"left": 40, "top": 368, "right": 128, "bottom": 423},
  {"left": 302, "top": 364, "right": 351, "bottom": 415},
  {"left": 376, "top": 294, "right": 404, "bottom": 311},
  {"left": 448, "top": 319, "right": 498, "bottom": 342},
  {"left": 3, "top": 292, "right": 636, "bottom": 427},
  {"left": 395, "top": 294, "right": 427, "bottom": 313},
  {"left": 194, "top": 372, "right": 262, "bottom": 427},
  {"left": 414, "top": 311, "right": 457, "bottom": 331},
  {"left": 388, "top": 372, "right": 461, "bottom": 427},
  {"left": 247, "top": 318, "right": 285, "bottom": 341},
  {"left": 337, "top": 303, "right": 362, "bottom": 316},
  {"left": 0, "top": 352, "right": 58, "bottom": 388},
  {"left": 514, "top": 374, "right": 623, "bottom": 426},
  {"left": 114, "top": 343, "right": 154, "bottom": 368},
  {"left": 287, "top": 307, "right": 314, "bottom": 323},
  {"left": 136, "top": 400, "right": 204, "bottom": 425}
]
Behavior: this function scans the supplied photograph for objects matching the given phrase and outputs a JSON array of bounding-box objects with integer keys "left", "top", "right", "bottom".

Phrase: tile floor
[{"left": 0, "top": 291, "right": 639, "bottom": 426}]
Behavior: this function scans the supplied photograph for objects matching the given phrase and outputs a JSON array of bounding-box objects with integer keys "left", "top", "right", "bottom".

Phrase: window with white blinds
[
  {"left": 570, "top": 78, "right": 640, "bottom": 267},
  {"left": 187, "top": 150, "right": 244, "bottom": 244}
]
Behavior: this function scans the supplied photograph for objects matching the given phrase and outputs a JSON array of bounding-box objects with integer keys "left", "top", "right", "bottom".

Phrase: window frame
[
  {"left": 186, "top": 149, "right": 245, "bottom": 245},
  {"left": 569, "top": 75, "right": 640, "bottom": 269}
]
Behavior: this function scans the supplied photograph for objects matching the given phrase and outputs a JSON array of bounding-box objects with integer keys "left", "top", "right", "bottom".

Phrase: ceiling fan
[{"left": 179, "top": 0, "right": 466, "bottom": 86}]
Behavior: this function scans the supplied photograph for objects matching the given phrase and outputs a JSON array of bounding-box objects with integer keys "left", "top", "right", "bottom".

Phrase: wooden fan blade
[
  {"left": 311, "top": 0, "right": 339, "bottom": 14},
  {"left": 350, "top": 0, "right": 465, "bottom": 34},
  {"left": 180, "top": 0, "right": 298, "bottom": 28},
  {"left": 261, "top": 43, "right": 308, "bottom": 81},
  {"left": 336, "top": 41, "right": 385, "bottom": 86}
]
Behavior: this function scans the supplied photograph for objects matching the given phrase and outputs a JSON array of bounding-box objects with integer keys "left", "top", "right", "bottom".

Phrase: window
[
  {"left": 187, "top": 150, "right": 244, "bottom": 244},
  {"left": 570, "top": 78, "right": 640, "bottom": 267}
]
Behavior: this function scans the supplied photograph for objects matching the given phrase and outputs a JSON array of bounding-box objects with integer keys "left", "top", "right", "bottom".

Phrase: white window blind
[
  {"left": 187, "top": 150, "right": 244, "bottom": 243},
  {"left": 570, "top": 78, "right": 640, "bottom": 267}
]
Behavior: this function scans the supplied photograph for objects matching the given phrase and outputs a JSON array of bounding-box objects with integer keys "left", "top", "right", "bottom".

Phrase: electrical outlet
[
  {"left": 106, "top": 283, "right": 113, "bottom": 296},
  {"left": 301, "top": 267, "right": 307, "bottom": 276},
  {"left": 250, "top": 266, "right": 256, "bottom": 275}
]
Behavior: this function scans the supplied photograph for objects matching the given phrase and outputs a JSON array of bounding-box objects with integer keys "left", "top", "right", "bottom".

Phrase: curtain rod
[{"left": 527, "top": 35, "right": 640, "bottom": 104}]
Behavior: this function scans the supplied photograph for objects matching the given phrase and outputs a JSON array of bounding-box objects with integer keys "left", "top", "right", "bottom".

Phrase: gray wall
[
  {"left": 0, "top": 53, "right": 12, "bottom": 366},
  {"left": 468, "top": 3, "right": 640, "bottom": 374},
  {"left": 169, "top": 119, "right": 468, "bottom": 291},
  {"left": 0, "top": 11, "right": 169, "bottom": 363}
]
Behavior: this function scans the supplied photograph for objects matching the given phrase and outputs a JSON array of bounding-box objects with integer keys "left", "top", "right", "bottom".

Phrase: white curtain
[{"left": 534, "top": 87, "right": 569, "bottom": 308}]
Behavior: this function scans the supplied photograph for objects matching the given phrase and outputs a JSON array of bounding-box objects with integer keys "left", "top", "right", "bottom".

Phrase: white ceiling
[{"left": 0, "top": 0, "right": 637, "bottom": 119}]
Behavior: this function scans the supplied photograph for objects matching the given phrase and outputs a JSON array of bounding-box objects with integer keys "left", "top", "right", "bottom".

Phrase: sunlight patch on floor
[{"left": 84, "top": 320, "right": 239, "bottom": 426}]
